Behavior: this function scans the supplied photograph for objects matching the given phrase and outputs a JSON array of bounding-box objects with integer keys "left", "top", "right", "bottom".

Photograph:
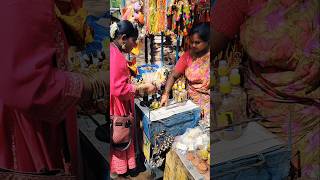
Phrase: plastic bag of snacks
[
  {"left": 174, "top": 127, "right": 209, "bottom": 153},
  {"left": 173, "top": 127, "right": 210, "bottom": 176}
]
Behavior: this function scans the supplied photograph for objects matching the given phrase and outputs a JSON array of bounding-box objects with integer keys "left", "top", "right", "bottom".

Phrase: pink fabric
[
  {"left": 71, "top": 0, "right": 83, "bottom": 10},
  {"left": 213, "top": 0, "right": 320, "bottom": 177},
  {"left": 0, "top": 0, "right": 82, "bottom": 175},
  {"left": 56, "top": 0, "right": 83, "bottom": 14},
  {"left": 175, "top": 52, "right": 193, "bottom": 74},
  {"left": 110, "top": 43, "right": 136, "bottom": 174},
  {"left": 211, "top": 0, "right": 267, "bottom": 38},
  {"left": 211, "top": 0, "right": 248, "bottom": 38},
  {"left": 184, "top": 52, "right": 210, "bottom": 123}
]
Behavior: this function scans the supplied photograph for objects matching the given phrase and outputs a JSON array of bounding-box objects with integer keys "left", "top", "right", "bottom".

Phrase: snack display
[
  {"left": 135, "top": 66, "right": 171, "bottom": 89},
  {"left": 113, "top": 0, "right": 211, "bottom": 177},
  {"left": 172, "top": 79, "right": 188, "bottom": 103},
  {"left": 173, "top": 127, "right": 210, "bottom": 175}
]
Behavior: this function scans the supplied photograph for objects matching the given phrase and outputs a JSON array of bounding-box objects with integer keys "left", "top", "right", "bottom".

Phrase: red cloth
[
  {"left": 110, "top": 43, "right": 136, "bottom": 174},
  {"left": 56, "top": 0, "right": 83, "bottom": 14},
  {"left": 71, "top": 0, "right": 83, "bottom": 10},
  {"left": 0, "top": 0, "right": 82, "bottom": 175},
  {"left": 211, "top": 0, "right": 248, "bottom": 38},
  {"left": 175, "top": 52, "right": 193, "bottom": 74},
  {"left": 211, "top": 0, "right": 268, "bottom": 38}
]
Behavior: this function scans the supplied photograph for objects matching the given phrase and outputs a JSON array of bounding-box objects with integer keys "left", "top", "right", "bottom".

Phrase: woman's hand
[
  {"left": 160, "top": 93, "right": 169, "bottom": 107},
  {"left": 137, "top": 83, "right": 157, "bottom": 95},
  {"left": 143, "top": 83, "right": 157, "bottom": 94}
]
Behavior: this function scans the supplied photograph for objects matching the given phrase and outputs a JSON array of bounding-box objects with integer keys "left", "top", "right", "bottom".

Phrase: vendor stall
[
  {"left": 111, "top": 0, "right": 210, "bottom": 178},
  {"left": 111, "top": 0, "right": 210, "bottom": 179}
]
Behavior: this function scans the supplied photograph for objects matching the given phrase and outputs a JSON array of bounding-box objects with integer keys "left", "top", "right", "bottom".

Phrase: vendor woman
[{"left": 160, "top": 23, "right": 210, "bottom": 125}]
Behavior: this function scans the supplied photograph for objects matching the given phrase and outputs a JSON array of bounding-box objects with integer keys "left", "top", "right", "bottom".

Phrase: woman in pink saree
[
  {"left": 110, "top": 20, "right": 156, "bottom": 179},
  {"left": 160, "top": 23, "right": 210, "bottom": 126},
  {"left": 0, "top": 0, "right": 106, "bottom": 178},
  {"left": 212, "top": 0, "right": 319, "bottom": 178}
]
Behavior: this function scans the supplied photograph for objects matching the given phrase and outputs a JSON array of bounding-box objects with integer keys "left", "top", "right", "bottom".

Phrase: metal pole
[
  {"left": 145, "top": 36, "right": 148, "bottom": 64},
  {"left": 175, "top": 35, "right": 180, "bottom": 63},
  {"left": 161, "top": 32, "right": 164, "bottom": 66}
]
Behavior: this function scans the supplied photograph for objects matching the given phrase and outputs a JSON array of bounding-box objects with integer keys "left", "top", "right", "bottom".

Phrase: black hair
[
  {"left": 189, "top": 23, "right": 210, "bottom": 42},
  {"left": 113, "top": 20, "right": 139, "bottom": 40}
]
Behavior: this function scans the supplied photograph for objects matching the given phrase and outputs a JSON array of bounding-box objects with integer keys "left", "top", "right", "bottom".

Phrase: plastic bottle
[
  {"left": 230, "top": 68, "right": 247, "bottom": 129},
  {"left": 219, "top": 76, "right": 231, "bottom": 94},
  {"left": 230, "top": 68, "right": 241, "bottom": 86},
  {"left": 216, "top": 77, "right": 243, "bottom": 140},
  {"left": 218, "top": 60, "right": 228, "bottom": 76}
]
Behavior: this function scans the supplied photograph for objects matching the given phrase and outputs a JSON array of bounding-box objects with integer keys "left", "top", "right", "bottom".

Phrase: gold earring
[{"left": 121, "top": 43, "right": 126, "bottom": 49}]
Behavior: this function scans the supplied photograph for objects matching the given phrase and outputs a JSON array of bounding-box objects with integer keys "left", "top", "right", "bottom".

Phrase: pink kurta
[
  {"left": 110, "top": 43, "right": 137, "bottom": 174},
  {"left": 0, "top": 0, "right": 83, "bottom": 176}
]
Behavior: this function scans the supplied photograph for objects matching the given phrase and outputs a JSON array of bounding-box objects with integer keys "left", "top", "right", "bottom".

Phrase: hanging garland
[
  {"left": 166, "top": 0, "right": 192, "bottom": 36},
  {"left": 191, "top": 0, "right": 210, "bottom": 23},
  {"left": 145, "top": 0, "right": 166, "bottom": 34},
  {"left": 145, "top": 0, "right": 209, "bottom": 35},
  {"left": 157, "top": 0, "right": 167, "bottom": 32}
]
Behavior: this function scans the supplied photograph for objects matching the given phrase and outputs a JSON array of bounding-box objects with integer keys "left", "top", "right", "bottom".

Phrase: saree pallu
[
  {"left": 240, "top": 0, "right": 320, "bottom": 178},
  {"left": 185, "top": 52, "right": 210, "bottom": 125}
]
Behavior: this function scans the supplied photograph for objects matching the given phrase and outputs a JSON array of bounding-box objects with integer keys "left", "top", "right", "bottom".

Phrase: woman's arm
[
  {"left": 163, "top": 70, "right": 183, "bottom": 96},
  {"left": 0, "top": 0, "right": 89, "bottom": 124}
]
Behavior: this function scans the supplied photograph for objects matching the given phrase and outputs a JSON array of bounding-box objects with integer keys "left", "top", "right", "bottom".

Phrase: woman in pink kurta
[
  {"left": 110, "top": 20, "right": 156, "bottom": 178},
  {"left": 0, "top": 0, "right": 106, "bottom": 178}
]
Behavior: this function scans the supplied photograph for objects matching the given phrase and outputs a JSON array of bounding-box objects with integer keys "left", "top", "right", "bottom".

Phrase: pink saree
[
  {"left": 175, "top": 52, "right": 211, "bottom": 125},
  {"left": 213, "top": 0, "right": 320, "bottom": 178},
  {"left": 0, "top": 0, "right": 83, "bottom": 176}
]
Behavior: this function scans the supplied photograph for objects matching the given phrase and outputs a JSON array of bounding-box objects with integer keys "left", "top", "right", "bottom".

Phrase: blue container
[
  {"left": 138, "top": 64, "right": 159, "bottom": 76},
  {"left": 211, "top": 145, "right": 290, "bottom": 180},
  {"left": 141, "top": 107, "right": 201, "bottom": 145},
  {"left": 85, "top": 14, "right": 108, "bottom": 55}
]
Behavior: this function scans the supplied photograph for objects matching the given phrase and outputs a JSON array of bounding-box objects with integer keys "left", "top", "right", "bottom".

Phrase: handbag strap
[
  {"left": 113, "top": 138, "right": 132, "bottom": 152},
  {"left": 110, "top": 121, "right": 132, "bottom": 152}
]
